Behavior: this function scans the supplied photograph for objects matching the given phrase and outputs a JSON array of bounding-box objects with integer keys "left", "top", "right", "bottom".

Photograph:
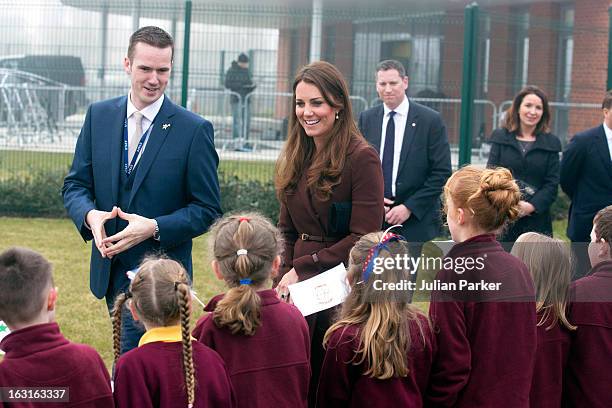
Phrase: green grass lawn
[
  {"left": 0, "top": 150, "right": 275, "bottom": 182},
  {"left": 0, "top": 216, "right": 225, "bottom": 371}
]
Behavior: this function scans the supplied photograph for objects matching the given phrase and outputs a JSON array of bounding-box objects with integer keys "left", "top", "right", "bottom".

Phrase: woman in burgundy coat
[
  {"left": 427, "top": 166, "right": 537, "bottom": 408},
  {"left": 274, "top": 61, "right": 384, "bottom": 405}
]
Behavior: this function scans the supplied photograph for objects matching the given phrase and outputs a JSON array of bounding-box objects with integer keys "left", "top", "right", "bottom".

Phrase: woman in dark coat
[
  {"left": 487, "top": 85, "right": 562, "bottom": 243},
  {"left": 274, "top": 61, "right": 384, "bottom": 406}
]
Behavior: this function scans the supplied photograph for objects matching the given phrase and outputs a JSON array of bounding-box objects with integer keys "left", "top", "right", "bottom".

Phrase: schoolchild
[
  {"left": 193, "top": 214, "right": 310, "bottom": 408},
  {"left": 511, "top": 232, "right": 576, "bottom": 408},
  {"left": 112, "top": 257, "right": 235, "bottom": 408},
  {"left": 317, "top": 231, "right": 435, "bottom": 407},
  {"left": 565, "top": 205, "right": 612, "bottom": 407},
  {"left": 427, "top": 166, "right": 537, "bottom": 407},
  {"left": 0, "top": 247, "right": 113, "bottom": 407}
]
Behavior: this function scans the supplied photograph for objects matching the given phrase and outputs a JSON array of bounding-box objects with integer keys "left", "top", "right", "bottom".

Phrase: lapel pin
[
  {"left": 412, "top": 122, "right": 416, "bottom": 127},
  {"left": 162, "top": 123, "right": 171, "bottom": 130}
]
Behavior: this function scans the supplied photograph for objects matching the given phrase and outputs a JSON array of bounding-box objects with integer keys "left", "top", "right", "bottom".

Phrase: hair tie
[
  {"left": 125, "top": 290, "right": 133, "bottom": 299},
  {"left": 239, "top": 278, "right": 253, "bottom": 285},
  {"left": 237, "top": 249, "right": 248, "bottom": 256},
  {"left": 238, "top": 217, "right": 250, "bottom": 223},
  {"left": 361, "top": 232, "right": 407, "bottom": 283}
]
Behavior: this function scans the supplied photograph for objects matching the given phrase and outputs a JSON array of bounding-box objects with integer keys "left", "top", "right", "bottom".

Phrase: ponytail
[
  {"left": 176, "top": 282, "right": 195, "bottom": 408},
  {"left": 209, "top": 213, "right": 283, "bottom": 336},
  {"left": 111, "top": 292, "right": 129, "bottom": 368}
]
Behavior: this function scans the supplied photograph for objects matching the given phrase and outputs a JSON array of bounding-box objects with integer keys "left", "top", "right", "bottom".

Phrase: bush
[
  {"left": 551, "top": 190, "right": 570, "bottom": 221},
  {"left": 219, "top": 173, "right": 279, "bottom": 221},
  {"left": 0, "top": 168, "right": 281, "bottom": 222},
  {"left": 0, "top": 168, "right": 67, "bottom": 217}
]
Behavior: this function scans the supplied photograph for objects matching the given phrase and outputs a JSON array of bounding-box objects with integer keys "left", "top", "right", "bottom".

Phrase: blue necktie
[{"left": 382, "top": 111, "right": 396, "bottom": 198}]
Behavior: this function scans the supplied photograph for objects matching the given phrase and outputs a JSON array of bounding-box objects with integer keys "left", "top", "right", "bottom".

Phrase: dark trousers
[{"left": 105, "top": 258, "right": 145, "bottom": 355}]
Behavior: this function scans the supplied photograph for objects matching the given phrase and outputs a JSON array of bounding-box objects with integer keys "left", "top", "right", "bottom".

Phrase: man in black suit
[
  {"left": 358, "top": 60, "right": 451, "bottom": 254},
  {"left": 561, "top": 91, "right": 612, "bottom": 278}
]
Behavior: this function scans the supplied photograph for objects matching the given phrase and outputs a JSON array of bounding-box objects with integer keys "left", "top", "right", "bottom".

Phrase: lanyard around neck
[{"left": 123, "top": 116, "right": 154, "bottom": 176}]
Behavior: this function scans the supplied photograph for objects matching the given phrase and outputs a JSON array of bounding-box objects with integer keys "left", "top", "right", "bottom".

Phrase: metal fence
[{"left": 1, "top": 0, "right": 610, "bottom": 189}]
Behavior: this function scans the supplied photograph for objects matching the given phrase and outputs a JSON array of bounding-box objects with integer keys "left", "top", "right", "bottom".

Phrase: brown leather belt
[{"left": 299, "top": 233, "right": 341, "bottom": 242}]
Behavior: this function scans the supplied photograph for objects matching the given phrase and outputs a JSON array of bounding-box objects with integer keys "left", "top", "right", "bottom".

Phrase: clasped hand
[{"left": 86, "top": 207, "right": 156, "bottom": 258}]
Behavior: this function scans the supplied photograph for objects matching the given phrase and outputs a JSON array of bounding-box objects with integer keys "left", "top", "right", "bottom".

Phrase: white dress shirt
[
  {"left": 126, "top": 92, "right": 164, "bottom": 167},
  {"left": 379, "top": 96, "right": 410, "bottom": 197},
  {"left": 603, "top": 121, "right": 612, "bottom": 162}
]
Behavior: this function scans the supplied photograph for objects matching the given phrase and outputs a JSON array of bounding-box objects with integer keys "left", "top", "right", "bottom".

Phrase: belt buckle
[{"left": 300, "top": 233, "right": 309, "bottom": 241}]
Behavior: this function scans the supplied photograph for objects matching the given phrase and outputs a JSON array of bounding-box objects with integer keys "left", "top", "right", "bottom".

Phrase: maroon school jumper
[
  {"left": 427, "top": 234, "right": 537, "bottom": 408},
  {"left": 316, "top": 313, "right": 435, "bottom": 408},
  {"left": 565, "top": 260, "right": 612, "bottom": 408},
  {"left": 113, "top": 341, "right": 235, "bottom": 408},
  {"left": 193, "top": 289, "right": 310, "bottom": 408},
  {"left": 529, "top": 312, "right": 571, "bottom": 408},
  {"left": 0, "top": 322, "right": 113, "bottom": 408}
]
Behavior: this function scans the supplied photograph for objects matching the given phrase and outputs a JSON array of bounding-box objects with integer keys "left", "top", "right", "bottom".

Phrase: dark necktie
[{"left": 382, "top": 111, "right": 396, "bottom": 198}]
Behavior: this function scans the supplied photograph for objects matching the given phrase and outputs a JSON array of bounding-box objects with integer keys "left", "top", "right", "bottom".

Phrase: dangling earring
[{"left": 335, "top": 112, "right": 339, "bottom": 120}]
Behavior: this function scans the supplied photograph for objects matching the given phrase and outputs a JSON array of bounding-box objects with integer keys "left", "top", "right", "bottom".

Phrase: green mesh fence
[{"left": 0, "top": 1, "right": 609, "bottom": 216}]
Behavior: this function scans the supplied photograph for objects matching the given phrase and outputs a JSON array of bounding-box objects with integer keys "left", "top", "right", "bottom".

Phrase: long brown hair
[
  {"left": 275, "top": 61, "right": 364, "bottom": 201},
  {"left": 112, "top": 257, "right": 195, "bottom": 407},
  {"left": 323, "top": 232, "right": 429, "bottom": 380},
  {"left": 209, "top": 213, "right": 283, "bottom": 336},
  {"left": 444, "top": 165, "right": 521, "bottom": 232},
  {"left": 504, "top": 85, "right": 551, "bottom": 135},
  {"left": 511, "top": 232, "right": 576, "bottom": 331}
]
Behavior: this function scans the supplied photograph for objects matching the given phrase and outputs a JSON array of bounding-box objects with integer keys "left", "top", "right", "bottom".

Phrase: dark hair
[
  {"left": 127, "top": 26, "right": 174, "bottom": 61},
  {"left": 593, "top": 205, "right": 612, "bottom": 253},
  {"left": 375, "top": 60, "right": 406, "bottom": 78},
  {"left": 504, "top": 85, "right": 550, "bottom": 134},
  {"left": 112, "top": 257, "right": 195, "bottom": 406},
  {"left": 0, "top": 247, "right": 53, "bottom": 326},
  {"left": 238, "top": 53, "right": 249, "bottom": 63},
  {"left": 275, "top": 60, "right": 364, "bottom": 201},
  {"left": 602, "top": 90, "right": 612, "bottom": 110},
  {"left": 209, "top": 213, "right": 283, "bottom": 336}
]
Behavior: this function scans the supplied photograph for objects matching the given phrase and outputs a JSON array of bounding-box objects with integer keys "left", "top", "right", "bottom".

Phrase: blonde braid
[
  {"left": 111, "top": 292, "right": 129, "bottom": 367},
  {"left": 176, "top": 282, "right": 195, "bottom": 408}
]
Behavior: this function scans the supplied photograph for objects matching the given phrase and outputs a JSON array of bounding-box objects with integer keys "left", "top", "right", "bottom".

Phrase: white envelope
[{"left": 288, "top": 263, "right": 350, "bottom": 316}]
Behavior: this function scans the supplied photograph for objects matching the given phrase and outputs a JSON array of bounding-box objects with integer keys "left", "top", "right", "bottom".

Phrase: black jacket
[
  {"left": 487, "top": 128, "right": 562, "bottom": 241},
  {"left": 224, "top": 61, "right": 255, "bottom": 103},
  {"left": 358, "top": 100, "right": 452, "bottom": 242},
  {"left": 560, "top": 125, "right": 612, "bottom": 242}
]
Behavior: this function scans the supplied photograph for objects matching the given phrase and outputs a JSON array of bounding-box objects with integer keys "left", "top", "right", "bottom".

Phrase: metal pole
[
  {"left": 459, "top": 2, "right": 479, "bottom": 166},
  {"left": 132, "top": 0, "right": 141, "bottom": 32},
  {"left": 99, "top": 3, "right": 109, "bottom": 100},
  {"left": 181, "top": 0, "right": 192, "bottom": 108},
  {"left": 607, "top": 6, "right": 612, "bottom": 91},
  {"left": 309, "top": 0, "right": 323, "bottom": 62}
]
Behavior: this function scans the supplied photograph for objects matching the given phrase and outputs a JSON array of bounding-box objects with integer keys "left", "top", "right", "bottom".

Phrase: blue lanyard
[{"left": 123, "top": 116, "right": 154, "bottom": 176}]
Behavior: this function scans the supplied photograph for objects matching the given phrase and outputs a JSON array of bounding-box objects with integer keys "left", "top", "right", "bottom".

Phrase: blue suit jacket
[
  {"left": 560, "top": 124, "right": 612, "bottom": 242},
  {"left": 358, "top": 100, "right": 452, "bottom": 242},
  {"left": 62, "top": 96, "right": 222, "bottom": 298}
]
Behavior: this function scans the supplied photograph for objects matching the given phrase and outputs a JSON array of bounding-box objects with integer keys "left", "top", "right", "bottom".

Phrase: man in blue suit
[
  {"left": 358, "top": 60, "right": 451, "bottom": 255},
  {"left": 62, "top": 26, "right": 221, "bottom": 352},
  {"left": 561, "top": 91, "right": 612, "bottom": 279}
]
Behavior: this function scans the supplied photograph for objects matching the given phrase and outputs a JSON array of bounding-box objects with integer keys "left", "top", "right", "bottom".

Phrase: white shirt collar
[
  {"left": 383, "top": 95, "right": 409, "bottom": 117},
  {"left": 127, "top": 91, "right": 164, "bottom": 122},
  {"left": 603, "top": 121, "right": 612, "bottom": 139}
]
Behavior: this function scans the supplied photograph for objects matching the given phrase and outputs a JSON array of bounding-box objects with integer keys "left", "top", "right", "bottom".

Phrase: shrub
[
  {"left": 0, "top": 168, "right": 66, "bottom": 217},
  {"left": 0, "top": 168, "right": 281, "bottom": 222}
]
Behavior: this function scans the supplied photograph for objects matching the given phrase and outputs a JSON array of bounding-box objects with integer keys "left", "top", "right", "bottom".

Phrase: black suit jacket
[
  {"left": 560, "top": 124, "right": 612, "bottom": 242},
  {"left": 358, "top": 100, "right": 452, "bottom": 242}
]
